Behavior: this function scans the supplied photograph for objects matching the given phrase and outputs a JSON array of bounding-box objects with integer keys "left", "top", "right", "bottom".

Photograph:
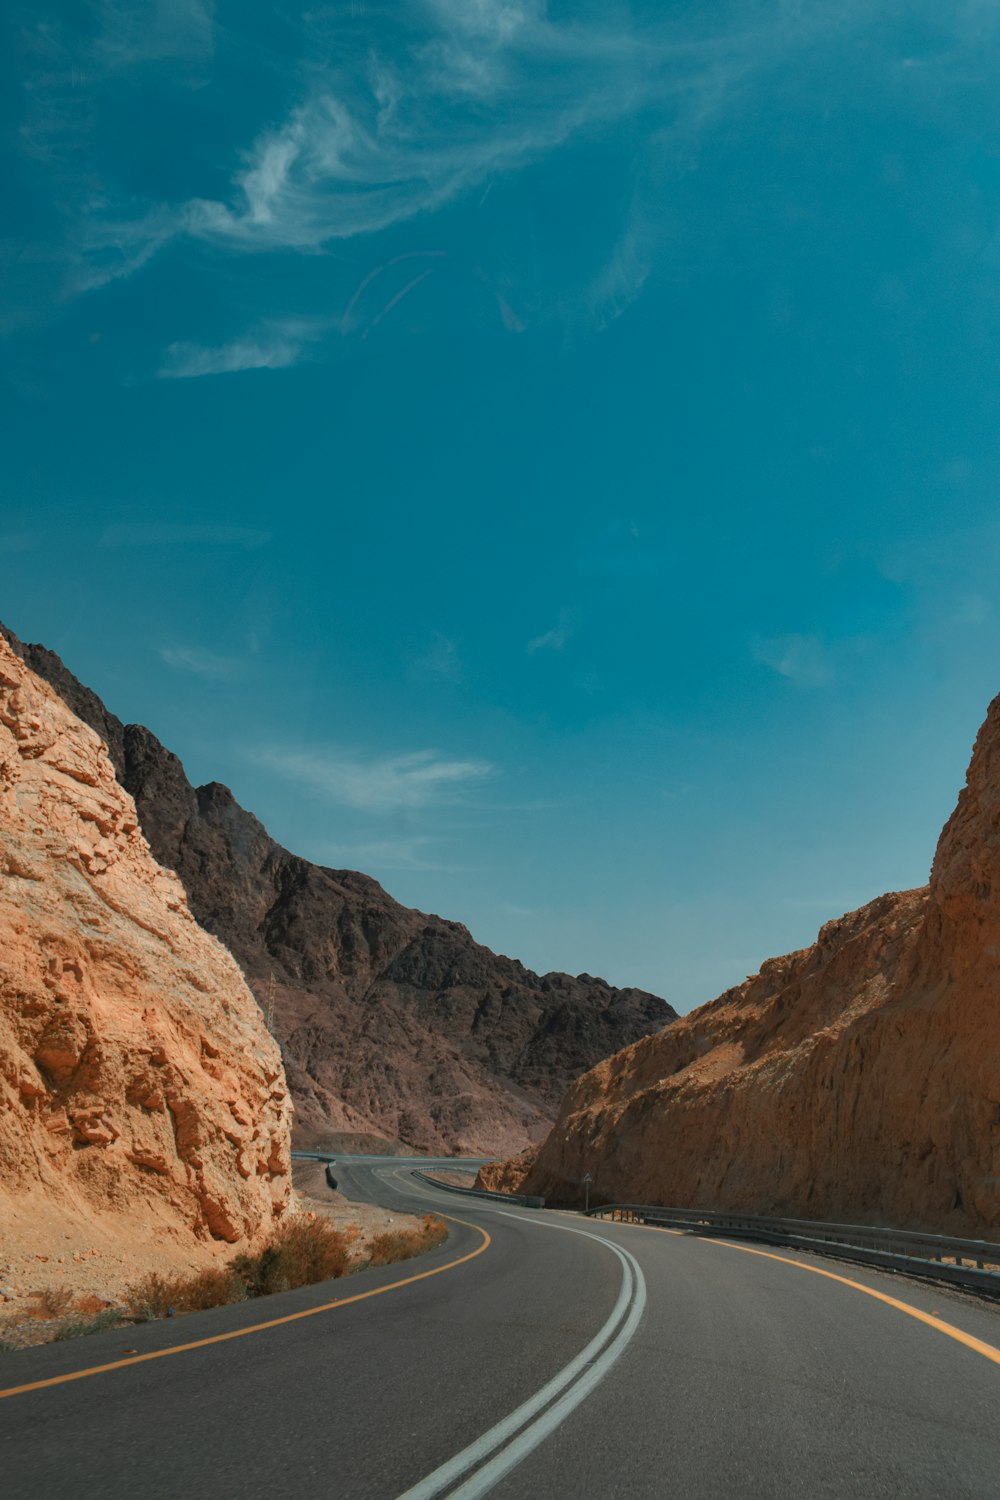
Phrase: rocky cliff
[
  {"left": 0, "top": 635, "right": 292, "bottom": 1290},
  {"left": 485, "top": 696, "right": 1000, "bottom": 1236},
  {"left": 2, "top": 626, "right": 671, "bottom": 1155}
]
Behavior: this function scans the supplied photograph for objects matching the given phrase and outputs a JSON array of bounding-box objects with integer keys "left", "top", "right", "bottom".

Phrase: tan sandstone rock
[
  {"left": 0, "top": 636, "right": 292, "bottom": 1295},
  {"left": 489, "top": 695, "right": 1000, "bottom": 1236}
]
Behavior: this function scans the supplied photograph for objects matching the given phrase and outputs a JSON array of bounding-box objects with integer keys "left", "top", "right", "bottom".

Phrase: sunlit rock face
[
  {"left": 2, "top": 624, "right": 673, "bottom": 1157},
  {"left": 488, "top": 696, "right": 1000, "bottom": 1236},
  {"left": 0, "top": 635, "right": 292, "bottom": 1270}
]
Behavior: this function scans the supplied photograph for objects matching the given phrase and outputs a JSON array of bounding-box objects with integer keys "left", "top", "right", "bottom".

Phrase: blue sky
[{"left": 4, "top": 1, "right": 1000, "bottom": 1008}]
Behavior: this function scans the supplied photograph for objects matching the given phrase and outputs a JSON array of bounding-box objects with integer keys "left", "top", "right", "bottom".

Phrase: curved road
[{"left": 2, "top": 1161, "right": 1000, "bottom": 1498}]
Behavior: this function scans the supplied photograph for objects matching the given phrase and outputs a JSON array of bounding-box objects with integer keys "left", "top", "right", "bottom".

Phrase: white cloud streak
[
  {"left": 753, "top": 633, "right": 834, "bottom": 688},
  {"left": 70, "top": 0, "right": 799, "bottom": 289},
  {"left": 159, "top": 317, "right": 334, "bottom": 378},
  {"left": 254, "top": 745, "right": 494, "bottom": 812},
  {"left": 527, "top": 608, "right": 576, "bottom": 653},
  {"left": 95, "top": 0, "right": 215, "bottom": 70},
  {"left": 319, "top": 835, "right": 446, "bottom": 872},
  {"left": 18, "top": 0, "right": 999, "bottom": 348},
  {"left": 159, "top": 644, "right": 242, "bottom": 680}
]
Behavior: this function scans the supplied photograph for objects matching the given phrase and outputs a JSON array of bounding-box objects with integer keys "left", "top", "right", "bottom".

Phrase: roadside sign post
[{"left": 582, "top": 1172, "right": 592, "bottom": 1214}]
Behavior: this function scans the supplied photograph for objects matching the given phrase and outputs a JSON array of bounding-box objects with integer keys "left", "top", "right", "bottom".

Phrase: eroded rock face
[
  {"left": 0, "top": 636, "right": 292, "bottom": 1270},
  {"left": 2, "top": 626, "right": 672, "bottom": 1155},
  {"left": 490, "top": 697, "right": 1000, "bottom": 1235}
]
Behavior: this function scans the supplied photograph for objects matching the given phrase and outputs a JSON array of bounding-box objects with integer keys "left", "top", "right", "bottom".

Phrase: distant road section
[{"left": 3, "top": 1159, "right": 1000, "bottom": 1498}]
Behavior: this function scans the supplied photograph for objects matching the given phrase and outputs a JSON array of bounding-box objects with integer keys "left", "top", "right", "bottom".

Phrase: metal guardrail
[
  {"left": 587, "top": 1204, "right": 1000, "bottom": 1296},
  {"left": 412, "top": 1170, "right": 545, "bottom": 1209}
]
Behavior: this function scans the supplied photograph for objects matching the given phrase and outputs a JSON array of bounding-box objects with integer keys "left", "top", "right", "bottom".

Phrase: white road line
[
  {"left": 395, "top": 1218, "right": 647, "bottom": 1500},
  {"left": 382, "top": 1168, "right": 453, "bottom": 1203}
]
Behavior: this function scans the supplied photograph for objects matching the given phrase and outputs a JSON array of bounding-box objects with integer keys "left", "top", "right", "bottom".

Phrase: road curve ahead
[{"left": 2, "top": 1161, "right": 1000, "bottom": 1499}]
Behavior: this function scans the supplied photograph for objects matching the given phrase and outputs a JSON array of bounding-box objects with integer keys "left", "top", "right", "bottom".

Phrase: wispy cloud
[
  {"left": 527, "top": 608, "right": 576, "bottom": 653},
  {"left": 497, "top": 900, "right": 542, "bottom": 919},
  {"left": 16, "top": 1, "right": 999, "bottom": 352},
  {"left": 34, "top": 0, "right": 825, "bottom": 313},
  {"left": 179, "top": 1, "right": 668, "bottom": 255},
  {"left": 319, "top": 835, "right": 448, "bottom": 872},
  {"left": 159, "top": 317, "right": 334, "bottom": 379},
  {"left": 413, "top": 631, "right": 464, "bottom": 683},
  {"left": 100, "top": 523, "right": 270, "bottom": 548},
  {"left": 752, "top": 633, "right": 834, "bottom": 688},
  {"left": 577, "top": 200, "right": 652, "bottom": 332},
  {"left": 159, "top": 644, "right": 242, "bottom": 680},
  {"left": 95, "top": 0, "right": 215, "bottom": 70},
  {"left": 253, "top": 745, "right": 494, "bottom": 812}
]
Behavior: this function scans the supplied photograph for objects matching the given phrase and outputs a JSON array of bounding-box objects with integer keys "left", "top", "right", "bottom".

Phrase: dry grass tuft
[
  {"left": 231, "top": 1217, "right": 351, "bottom": 1297},
  {"left": 367, "top": 1215, "right": 448, "bottom": 1266},
  {"left": 126, "top": 1267, "right": 246, "bottom": 1321},
  {"left": 30, "top": 1286, "right": 73, "bottom": 1320},
  {"left": 71, "top": 1213, "right": 446, "bottom": 1339},
  {"left": 125, "top": 1218, "right": 352, "bottom": 1321},
  {"left": 4, "top": 1291, "right": 124, "bottom": 1347},
  {"left": 73, "top": 1293, "right": 108, "bottom": 1318}
]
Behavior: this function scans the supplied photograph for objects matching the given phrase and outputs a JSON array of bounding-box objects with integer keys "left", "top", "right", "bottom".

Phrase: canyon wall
[
  {"left": 0, "top": 636, "right": 292, "bottom": 1290},
  {"left": 488, "top": 696, "right": 1000, "bottom": 1236},
  {"left": 2, "top": 625, "right": 672, "bottom": 1155}
]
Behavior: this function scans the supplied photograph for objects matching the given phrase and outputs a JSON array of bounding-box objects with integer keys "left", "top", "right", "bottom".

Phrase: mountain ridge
[{"left": 1, "top": 623, "right": 673, "bottom": 1154}]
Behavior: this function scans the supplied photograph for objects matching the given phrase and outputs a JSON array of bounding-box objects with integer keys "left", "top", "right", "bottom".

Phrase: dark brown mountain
[{"left": 1, "top": 624, "right": 672, "bottom": 1155}]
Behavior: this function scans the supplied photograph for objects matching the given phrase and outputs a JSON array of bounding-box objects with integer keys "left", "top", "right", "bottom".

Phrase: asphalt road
[{"left": 2, "top": 1161, "right": 1000, "bottom": 1499}]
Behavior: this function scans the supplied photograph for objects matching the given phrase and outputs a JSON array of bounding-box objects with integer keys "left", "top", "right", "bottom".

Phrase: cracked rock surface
[{"left": 0, "top": 636, "right": 292, "bottom": 1299}]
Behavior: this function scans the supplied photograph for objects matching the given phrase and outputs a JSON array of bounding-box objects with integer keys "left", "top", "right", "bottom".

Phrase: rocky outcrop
[
  {"left": 2, "top": 625, "right": 671, "bottom": 1155},
  {"left": 0, "top": 635, "right": 291, "bottom": 1283},
  {"left": 489, "top": 696, "right": 1000, "bottom": 1236}
]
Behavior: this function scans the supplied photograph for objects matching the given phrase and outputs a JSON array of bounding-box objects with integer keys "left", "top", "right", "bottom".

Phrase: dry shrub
[
  {"left": 122, "top": 1213, "right": 442, "bottom": 1326},
  {"left": 126, "top": 1271, "right": 181, "bottom": 1322},
  {"left": 126, "top": 1267, "right": 245, "bottom": 1321},
  {"left": 368, "top": 1215, "right": 448, "bottom": 1267},
  {"left": 175, "top": 1267, "right": 247, "bottom": 1312},
  {"left": 231, "top": 1217, "right": 351, "bottom": 1297},
  {"left": 30, "top": 1286, "right": 73, "bottom": 1320},
  {"left": 73, "top": 1293, "right": 107, "bottom": 1318}
]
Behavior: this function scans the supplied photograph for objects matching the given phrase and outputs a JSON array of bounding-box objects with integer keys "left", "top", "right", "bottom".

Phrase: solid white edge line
[{"left": 395, "top": 1216, "right": 646, "bottom": 1500}]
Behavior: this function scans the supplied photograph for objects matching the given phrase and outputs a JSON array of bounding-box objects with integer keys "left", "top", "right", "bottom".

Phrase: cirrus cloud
[{"left": 251, "top": 744, "right": 494, "bottom": 812}]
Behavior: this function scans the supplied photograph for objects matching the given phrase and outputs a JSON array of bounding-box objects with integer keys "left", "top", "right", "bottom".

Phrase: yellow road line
[
  {"left": 596, "top": 1214, "right": 1000, "bottom": 1369},
  {"left": 705, "top": 1236, "right": 1000, "bottom": 1368},
  {"left": 0, "top": 1215, "right": 490, "bottom": 1402}
]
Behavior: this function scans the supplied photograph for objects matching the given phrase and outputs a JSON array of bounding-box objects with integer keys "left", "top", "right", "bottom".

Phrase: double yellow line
[{"left": 0, "top": 1215, "right": 491, "bottom": 1402}]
